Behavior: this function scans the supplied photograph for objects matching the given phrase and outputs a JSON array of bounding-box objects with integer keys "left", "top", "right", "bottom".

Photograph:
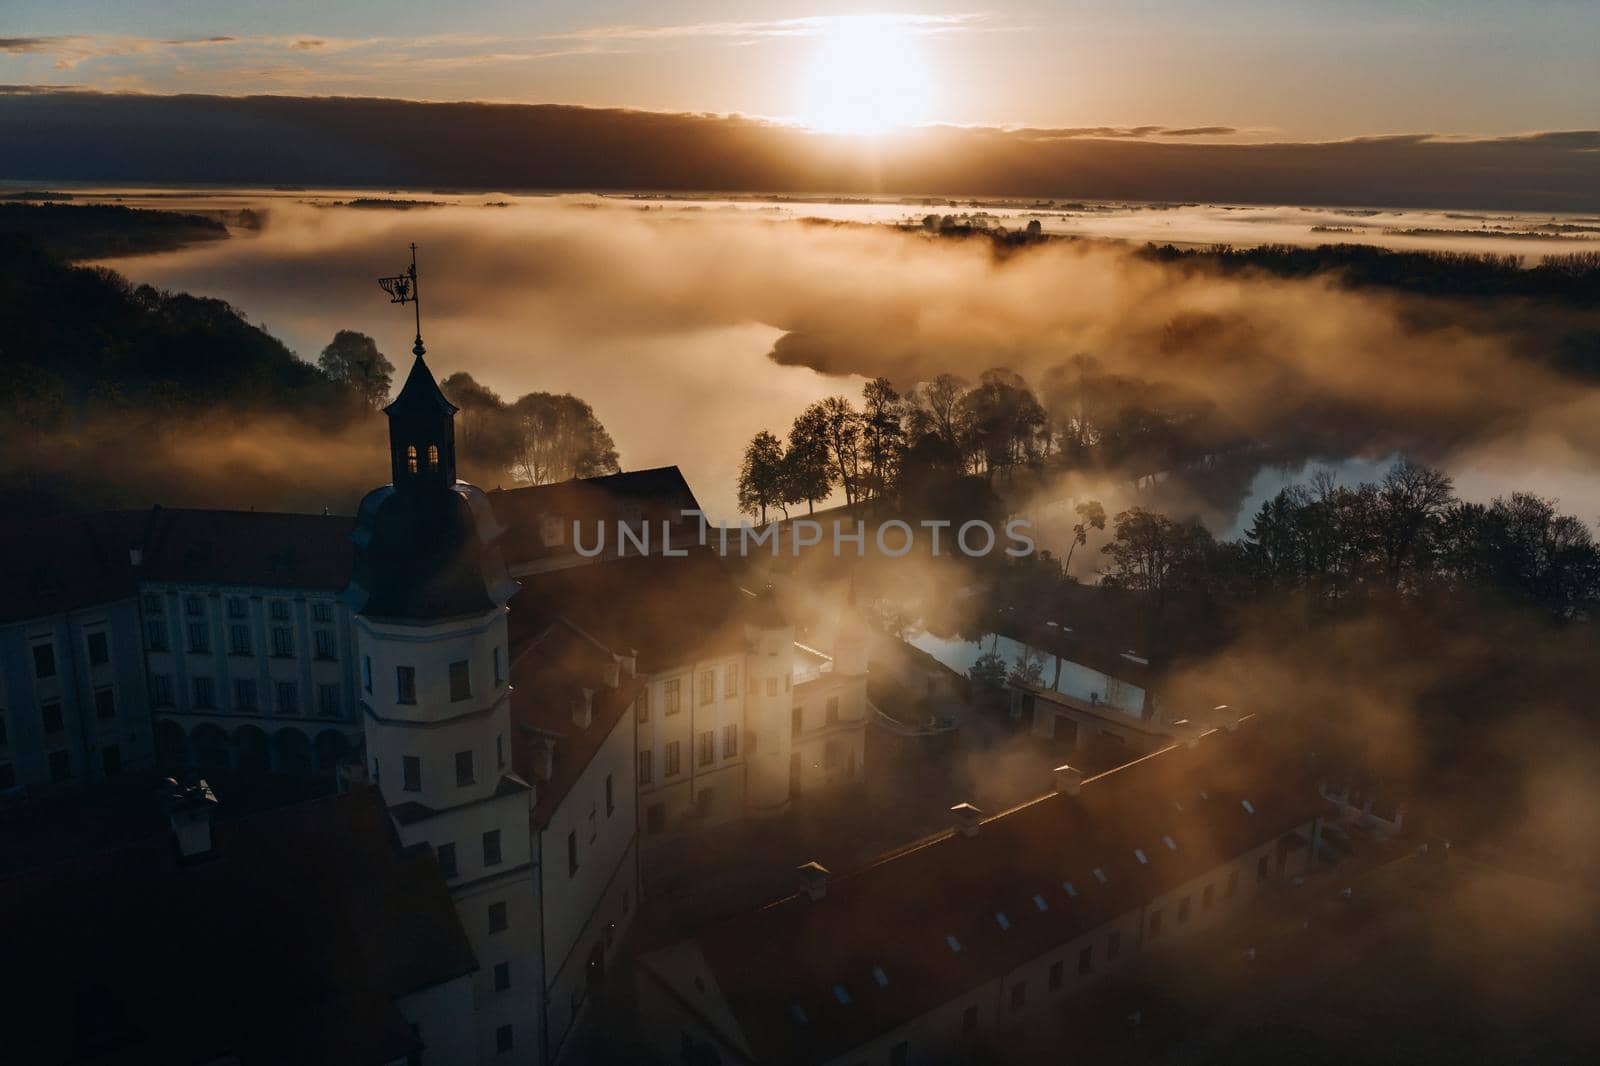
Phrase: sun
[{"left": 798, "top": 17, "right": 935, "bottom": 135}]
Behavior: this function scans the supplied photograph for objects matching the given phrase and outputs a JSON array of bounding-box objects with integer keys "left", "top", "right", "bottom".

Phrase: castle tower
[{"left": 347, "top": 348, "right": 540, "bottom": 1064}]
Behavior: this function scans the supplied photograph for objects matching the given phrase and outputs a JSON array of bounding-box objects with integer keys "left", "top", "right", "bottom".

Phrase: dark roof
[
  {"left": 138, "top": 506, "right": 355, "bottom": 591},
  {"left": 489, "top": 466, "right": 700, "bottom": 568},
  {"left": 508, "top": 620, "right": 640, "bottom": 825},
  {"left": 508, "top": 546, "right": 762, "bottom": 674},
  {"left": 384, "top": 354, "right": 459, "bottom": 418},
  {"left": 0, "top": 785, "right": 475, "bottom": 1066},
  {"left": 0, "top": 510, "right": 144, "bottom": 624},
  {"left": 347, "top": 483, "right": 516, "bottom": 622},
  {"left": 677, "top": 721, "right": 1324, "bottom": 1066}
]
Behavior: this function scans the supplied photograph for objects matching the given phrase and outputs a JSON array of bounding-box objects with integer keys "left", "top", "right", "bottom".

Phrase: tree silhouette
[{"left": 317, "top": 330, "right": 394, "bottom": 410}]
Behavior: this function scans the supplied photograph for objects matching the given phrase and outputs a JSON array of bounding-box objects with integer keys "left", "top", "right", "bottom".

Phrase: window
[
  {"left": 723, "top": 723, "right": 739, "bottom": 758},
  {"left": 0, "top": 763, "right": 13, "bottom": 789},
  {"left": 314, "top": 629, "right": 336, "bottom": 660},
  {"left": 150, "top": 674, "right": 174, "bottom": 706},
  {"left": 41, "top": 701, "right": 64, "bottom": 733},
  {"left": 449, "top": 660, "right": 471, "bottom": 702},
  {"left": 94, "top": 688, "right": 115, "bottom": 720},
  {"left": 1227, "top": 868, "right": 1240, "bottom": 898},
  {"left": 144, "top": 592, "right": 163, "bottom": 615},
  {"left": 49, "top": 750, "right": 70, "bottom": 782},
  {"left": 497, "top": 733, "right": 506, "bottom": 769},
  {"left": 227, "top": 596, "right": 246, "bottom": 619},
  {"left": 145, "top": 619, "right": 168, "bottom": 651},
  {"left": 493, "top": 646, "right": 504, "bottom": 686},
  {"left": 496, "top": 1024, "right": 513, "bottom": 1054},
  {"left": 488, "top": 901, "right": 507, "bottom": 933},
  {"left": 605, "top": 773, "right": 615, "bottom": 816},
  {"left": 86, "top": 631, "right": 109, "bottom": 667},
  {"left": 1202, "top": 883, "right": 1215, "bottom": 910},
  {"left": 99, "top": 742, "right": 117, "bottom": 777},
  {"left": 647, "top": 803, "right": 665, "bottom": 835},
  {"left": 185, "top": 595, "right": 204, "bottom": 617},
  {"left": 1107, "top": 930, "right": 1122, "bottom": 961},
  {"left": 1178, "top": 895, "right": 1192, "bottom": 924},
  {"left": 1149, "top": 909, "right": 1163, "bottom": 939},
  {"left": 1010, "top": 980, "right": 1027, "bottom": 1011},
  {"left": 963, "top": 1004, "right": 978, "bottom": 1036},
  {"left": 437, "top": 842, "right": 457, "bottom": 879},
  {"left": 455, "top": 750, "right": 475, "bottom": 787},
  {"left": 406, "top": 445, "right": 418, "bottom": 474},
  {"left": 494, "top": 962, "right": 511, "bottom": 991},
  {"left": 317, "top": 683, "right": 339, "bottom": 717},
  {"left": 276, "top": 681, "right": 299, "bottom": 715},
  {"left": 0, "top": 713, "right": 6, "bottom": 745},
  {"left": 664, "top": 741, "right": 681, "bottom": 777},
  {"left": 403, "top": 755, "right": 421, "bottom": 792},
  {"left": 663, "top": 678, "right": 681, "bottom": 715},
  {"left": 483, "top": 829, "right": 502, "bottom": 866},
  {"left": 638, "top": 750, "right": 653, "bottom": 785},
  {"left": 637, "top": 686, "right": 650, "bottom": 723},
  {"left": 826, "top": 695, "right": 840, "bottom": 724},
  {"left": 32, "top": 642, "right": 56, "bottom": 679},
  {"left": 192, "top": 677, "right": 216, "bottom": 709},
  {"left": 1257, "top": 853, "right": 1271, "bottom": 882},
  {"left": 229, "top": 624, "right": 252, "bottom": 656},
  {"left": 792, "top": 706, "right": 803, "bottom": 736},
  {"left": 1078, "top": 945, "right": 1093, "bottom": 975},
  {"left": 766, "top": 677, "right": 778, "bottom": 697},
  {"left": 188, "top": 622, "right": 210, "bottom": 654},
  {"left": 697, "top": 730, "right": 714, "bottom": 767},
  {"left": 269, "top": 599, "right": 290, "bottom": 622},
  {"left": 1049, "top": 959, "right": 1064, "bottom": 990},
  {"left": 312, "top": 602, "right": 333, "bottom": 623},
  {"left": 824, "top": 740, "right": 841, "bottom": 770},
  {"left": 567, "top": 830, "right": 579, "bottom": 876},
  {"left": 428, "top": 443, "right": 440, "bottom": 470},
  {"left": 362, "top": 655, "right": 373, "bottom": 693},
  {"left": 699, "top": 670, "right": 715, "bottom": 704},
  {"left": 271, "top": 626, "right": 293, "bottom": 658},
  {"left": 234, "top": 678, "right": 257, "bottom": 710},
  {"left": 396, "top": 666, "right": 416, "bottom": 704}
]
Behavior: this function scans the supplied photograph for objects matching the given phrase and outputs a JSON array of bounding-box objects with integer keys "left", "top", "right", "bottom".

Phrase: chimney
[
  {"left": 602, "top": 661, "right": 621, "bottom": 689},
  {"left": 572, "top": 688, "right": 594, "bottom": 729},
  {"left": 620, "top": 649, "right": 638, "bottom": 678},
  {"left": 797, "top": 860, "right": 831, "bottom": 901},
  {"left": 129, "top": 545, "right": 144, "bottom": 567},
  {"left": 950, "top": 802, "right": 984, "bottom": 838},
  {"left": 540, "top": 514, "right": 565, "bottom": 548},
  {"left": 162, "top": 778, "right": 217, "bottom": 860},
  {"left": 337, "top": 759, "right": 370, "bottom": 794},
  {"left": 1053, "top": 764, "right": 1084, "bottom": 796}
]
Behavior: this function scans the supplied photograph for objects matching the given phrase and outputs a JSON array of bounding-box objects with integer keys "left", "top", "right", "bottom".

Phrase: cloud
[
  {"left": 1161, "top": 126, "right": 1238, "bottom": 137},
  {"left": 541, "top": 13, "right": 991, "bottom": 44}
]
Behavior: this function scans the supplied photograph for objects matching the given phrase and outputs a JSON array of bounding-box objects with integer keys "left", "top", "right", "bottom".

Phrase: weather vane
[{"left": 377, "top": 243, "right": 426, "bottom": 357}]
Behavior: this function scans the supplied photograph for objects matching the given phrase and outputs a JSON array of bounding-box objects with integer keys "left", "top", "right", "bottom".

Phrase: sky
[{"left": 4, "top": 1, "right": 1599, "bottom": 140}]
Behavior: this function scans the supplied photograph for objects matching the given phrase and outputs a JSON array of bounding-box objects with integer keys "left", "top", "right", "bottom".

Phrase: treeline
[
  {"left": 0, "top": 220, "right": 619, "bottom": 515},
  {"left": 738, "top": 371, "right": 1053, "bottom": 523},
  {"left": 1141, "top": 242, "right": 1600, "bottom": 306},
  {"left": 1026, "top": 460, "right": 1599, "bottom": 628},
  {"left": 0, "top": 202, "right": 229, "bottom": 260}
]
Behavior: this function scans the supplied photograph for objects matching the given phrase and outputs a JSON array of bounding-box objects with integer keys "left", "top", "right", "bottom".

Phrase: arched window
[
  {"left": 406, "top": 445, "right": 418, "bottom": 474},
  {"left": 428, "top": 444, "right": 440, "bottom": 470}
]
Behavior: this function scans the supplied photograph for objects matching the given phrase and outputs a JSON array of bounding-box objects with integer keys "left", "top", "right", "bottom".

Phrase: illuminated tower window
[
  {"left": 406, "top": 445, "right": 418, "bottom": 474},
  {"left": 428, "top": 444, "right": 440, "bottom": 470}
]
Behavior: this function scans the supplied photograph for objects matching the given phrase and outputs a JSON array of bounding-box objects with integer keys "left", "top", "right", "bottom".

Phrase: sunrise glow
[{"left": 796, "top": 16, "right": 935, "bottom": 134}]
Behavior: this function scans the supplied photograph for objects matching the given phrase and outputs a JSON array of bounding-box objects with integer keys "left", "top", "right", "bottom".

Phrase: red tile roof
[
  {"left": 489, "top": 466, "right": 701, "bottom": 569},
  {"left": 0, "top": 510, "right": 145, "bottom": 623},
  {"left": 678, "top": 721, "right": 1325, "bottom": 1065},
  {"left": 137, "top": 506, "right": 355, "bottom": 590},
  {"left": 0, "top": 786, "right": 475, "bottom": 1066}
]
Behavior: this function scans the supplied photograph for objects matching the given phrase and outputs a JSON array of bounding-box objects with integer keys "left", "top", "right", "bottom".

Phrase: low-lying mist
[{"left": 92, "top": 195, "right": 1600, "bottom": 530}]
